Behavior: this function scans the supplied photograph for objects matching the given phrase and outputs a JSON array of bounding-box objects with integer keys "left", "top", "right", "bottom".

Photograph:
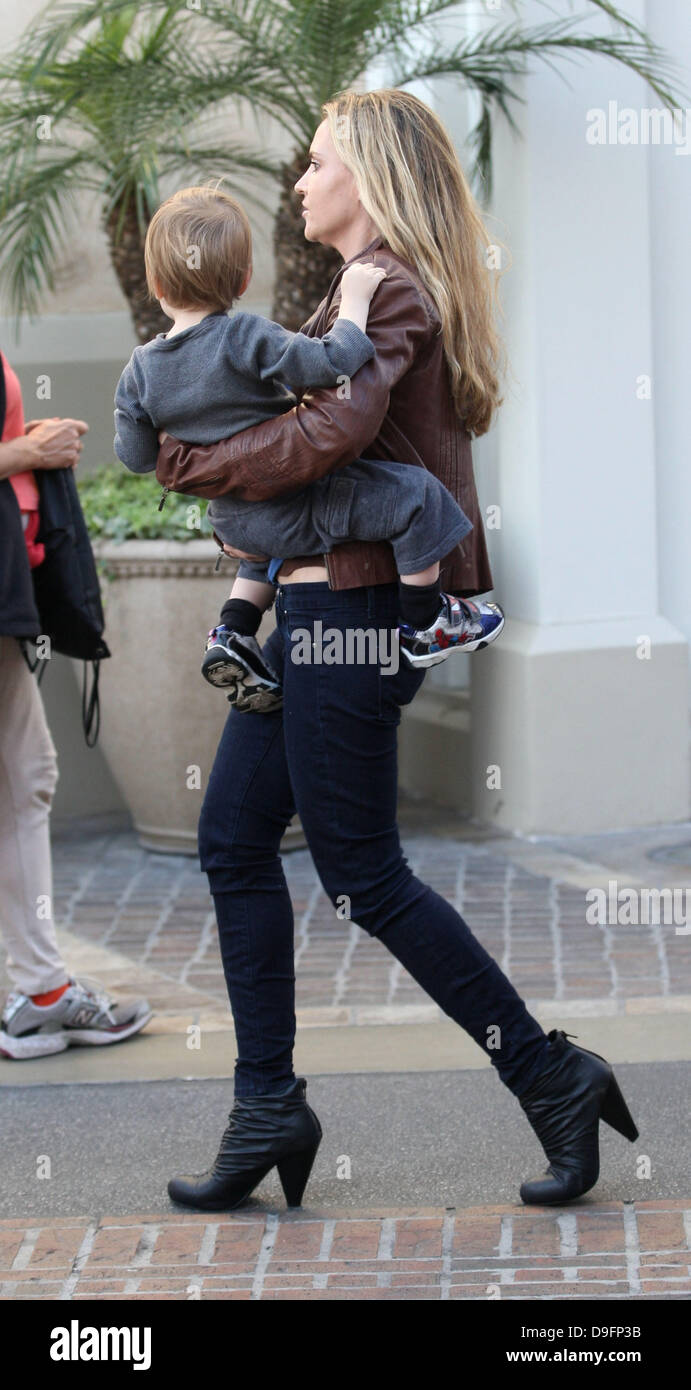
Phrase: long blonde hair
[{"left": 322, "top": 89, "right": 505, "bottom": 437}]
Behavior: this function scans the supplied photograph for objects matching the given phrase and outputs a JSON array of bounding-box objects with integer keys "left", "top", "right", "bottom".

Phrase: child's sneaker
[
  {"left": 398, "top": 594, "right": 505, "bottom": 668},
  {"left": 201, "top": 626, "right": 283, "bottom": 712},
  {"left": 0, "top": 977, "right": 152, "bottom": 1059}
]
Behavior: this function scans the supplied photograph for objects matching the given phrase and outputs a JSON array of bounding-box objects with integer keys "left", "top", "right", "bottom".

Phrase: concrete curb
[{"left": 3, "top": 1008, "right": 690, "bottom": 1087}]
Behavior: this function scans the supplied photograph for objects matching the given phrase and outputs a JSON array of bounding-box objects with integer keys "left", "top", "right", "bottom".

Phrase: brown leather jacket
[{"left": 156, "top": 234, "right": 494, "bottom": 596}]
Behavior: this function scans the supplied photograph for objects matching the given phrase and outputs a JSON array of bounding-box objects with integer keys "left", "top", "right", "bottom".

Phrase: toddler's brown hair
[{"left": 144, "top": 185, "right": 252, "bottom": 311}]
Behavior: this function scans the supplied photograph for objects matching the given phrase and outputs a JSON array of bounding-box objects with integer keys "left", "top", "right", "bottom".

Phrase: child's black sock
[
  {"left": 398, "top": 577, "right": 442, "bottom": 631},
  {"left": 219, "top": 598, "right": 263, "bottom": 637}
]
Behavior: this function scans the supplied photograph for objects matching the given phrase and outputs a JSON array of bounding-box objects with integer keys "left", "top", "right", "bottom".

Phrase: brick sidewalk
[
  {"left": 2, "top": 824, "right": 687, "bottom": 1028},
  {"left": 1, "top": 1202, "right": 688, "bottom": 1300}
]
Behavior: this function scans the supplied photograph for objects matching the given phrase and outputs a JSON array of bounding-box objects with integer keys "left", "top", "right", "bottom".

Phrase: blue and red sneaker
[{"left": 398, "top": 594, "right": 505, "bottom": 669}]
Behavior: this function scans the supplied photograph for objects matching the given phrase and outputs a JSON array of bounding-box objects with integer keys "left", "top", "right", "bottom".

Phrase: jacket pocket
[
  {"left": 175, "top": 473, "right": 222, "bottom": 495},
  {"left": 322, "top": 475, "right": 357, "bottom": 539},
  {"left": 321, "top": 474, "right": 401, "bottom": 543}
]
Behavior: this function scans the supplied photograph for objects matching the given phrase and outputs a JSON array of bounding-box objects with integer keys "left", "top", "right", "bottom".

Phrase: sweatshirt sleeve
[
  {"left": 230, "top": 312, "right": 375, "bottom": 394},
  {"left": 114, "top": 356, "right": 160, "bottom": 473}
]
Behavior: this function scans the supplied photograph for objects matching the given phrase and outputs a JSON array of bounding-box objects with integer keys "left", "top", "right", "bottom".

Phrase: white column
[
  {"left": 469, "top": 0, "right": 689, "bottom": 832},
  {"left": 647, "top": 0, "right": 691, "bottom": 677}
]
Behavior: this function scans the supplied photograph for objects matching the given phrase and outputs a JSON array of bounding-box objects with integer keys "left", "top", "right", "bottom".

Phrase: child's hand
[{"left": 340, "top": 263, "right": 387, "bottom": 304}]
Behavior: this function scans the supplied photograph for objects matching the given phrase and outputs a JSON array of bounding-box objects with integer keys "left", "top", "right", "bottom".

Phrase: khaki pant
[{"left": 0, "top": 634, "right": 67, "bottom": 995}]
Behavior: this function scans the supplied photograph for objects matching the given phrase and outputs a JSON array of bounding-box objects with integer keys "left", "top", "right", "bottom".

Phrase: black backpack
[
  {"left": 1, "top": 350, "right": 110, "bottom": 746},
  {"left": 24, "top": 465, "right": 111, "bottom": 747}
]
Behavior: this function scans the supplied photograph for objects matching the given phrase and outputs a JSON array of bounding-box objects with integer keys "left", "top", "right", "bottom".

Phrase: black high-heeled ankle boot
[
  {"left": 517, "top": 1029, "right": 639, "bottom": 1205},
  {"left": 168, "top": 1076, "right": 322, "bottom": 1211}
]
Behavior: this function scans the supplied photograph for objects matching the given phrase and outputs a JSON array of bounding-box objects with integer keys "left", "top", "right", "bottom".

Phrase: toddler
[{"left": 115, "top": 187, "right": 504, "bottom": 710}]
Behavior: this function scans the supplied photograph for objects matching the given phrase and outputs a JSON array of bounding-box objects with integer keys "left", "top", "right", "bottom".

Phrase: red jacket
[{"left": 1, "top": 349, "right": 45, "bottom": 568}]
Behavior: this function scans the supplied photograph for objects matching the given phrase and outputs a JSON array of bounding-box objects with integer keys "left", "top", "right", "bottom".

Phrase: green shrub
[{"left": 77, "top": 464, "right": 214, "bottom": 542}]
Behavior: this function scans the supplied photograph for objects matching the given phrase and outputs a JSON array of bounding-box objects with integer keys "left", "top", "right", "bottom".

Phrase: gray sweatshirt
[{"left": 114, "top": 309, "right": 375, "bottom": 473}]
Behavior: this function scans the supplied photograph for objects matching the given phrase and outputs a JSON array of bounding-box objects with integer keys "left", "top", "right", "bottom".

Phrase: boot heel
[
  {"left": 277, "top": 1139, "right": 321, "bottom": 1207},
  {"left": 600, "top": 1072, "right": 639, "bottom": 1142}
]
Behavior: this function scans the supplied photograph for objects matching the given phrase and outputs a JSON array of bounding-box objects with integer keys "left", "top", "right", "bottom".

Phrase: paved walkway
[
  {"left": 1, "top": 1202, "right": 688, "bottom": 1300},
  {"left": 2, "top": 808, "right": 689, "bottom": 1303},
  {"left": 2, "top": 810, "right": 688, "bottom": 1031}
]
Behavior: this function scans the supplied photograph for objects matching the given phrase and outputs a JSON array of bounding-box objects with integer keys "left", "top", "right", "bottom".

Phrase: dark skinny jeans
[{"left": 198, "top": 581, "right": 551, "bottom": 1098}]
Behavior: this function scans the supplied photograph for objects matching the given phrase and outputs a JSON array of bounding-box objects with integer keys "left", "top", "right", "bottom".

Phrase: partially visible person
[{"left": 0, "top": 348, "right": 153, "bottom": 1059}]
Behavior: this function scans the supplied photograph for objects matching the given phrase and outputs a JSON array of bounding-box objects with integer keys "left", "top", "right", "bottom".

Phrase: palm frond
[
  {"left": 155, "top": 143, "right": 283, "bottom": 221},
  {"left": 0, "top": 150, "right": 94, "bottom": 319},
  {"left": 0, "top": 0, "right": 687, "bottom": 325},
  {"left": 390, "top": 13, "right": 682, "bottom": 102}
]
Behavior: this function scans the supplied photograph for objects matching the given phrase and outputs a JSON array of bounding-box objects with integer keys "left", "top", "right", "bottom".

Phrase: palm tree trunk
[
  {"left": 103, "top": 193, "right": 169, "bottom": 344},
  {"left": 271, "top": 150, "right": 342, "bottom": 331}
]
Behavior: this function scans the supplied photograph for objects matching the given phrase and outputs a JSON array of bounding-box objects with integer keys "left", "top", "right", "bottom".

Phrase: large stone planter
[{"left": 84, "top": 540, "right": 305, "bottom": 855}]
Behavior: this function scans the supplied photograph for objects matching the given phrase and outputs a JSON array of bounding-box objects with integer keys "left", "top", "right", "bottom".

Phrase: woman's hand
[
  {"left": 0, "top": 418, "right": 88, "bottom": 478},
  {"left": 23, "top": 417, "right": 89, "bottom": 470}
]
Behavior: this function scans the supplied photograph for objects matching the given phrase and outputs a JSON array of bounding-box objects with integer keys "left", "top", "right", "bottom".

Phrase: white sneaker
[{"left": 0, "top": 976, "right": 153, "bottom": 1060}]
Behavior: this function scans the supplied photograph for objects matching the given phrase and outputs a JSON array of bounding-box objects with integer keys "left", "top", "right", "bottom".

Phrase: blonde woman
[{"left": 160, "top": 90, "right": 638, "bottom": 1212}]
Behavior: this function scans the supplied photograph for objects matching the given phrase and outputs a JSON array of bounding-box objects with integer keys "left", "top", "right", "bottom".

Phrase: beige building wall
[
  {"left": 0, "top": 0, "right": 297, "bottom": 825},
  {"left": 6, "top": 3, "right": 685, "bottom": 834},
  {"left": 0, "top": 3, "right": 468, "bottom": 828}
]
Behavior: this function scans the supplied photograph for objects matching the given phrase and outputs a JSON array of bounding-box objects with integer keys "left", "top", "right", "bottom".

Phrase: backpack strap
[
  {"left": 81, "top": 658, "right": 102, "bottom": 748},
  {"left": 18, "top": 641, "right": 103, "bottom": 747}
]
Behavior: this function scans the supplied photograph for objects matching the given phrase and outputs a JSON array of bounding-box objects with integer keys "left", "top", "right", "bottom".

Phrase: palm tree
[
  {"left": 0, "top": 0, "right": 685, "bottom": 338},
  {"left": 0, "top": 4, "right": 288, "bottom": 339}
]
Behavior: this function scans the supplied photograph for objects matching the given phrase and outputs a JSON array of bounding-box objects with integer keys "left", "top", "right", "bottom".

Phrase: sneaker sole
[
  {"left": 202, "top": 652, "right": 249, "bottom": 688},
  {"left": 0, "top": 1029, "right": 69, "bottom": 1060},
  {"left": 0, "top": 1009, "right": 153, "bottom": 1058},
  {"left": 227, "top": 669, "right": 284, "bottom": 713},
  {"left": 217, "top": 654, "right": 283, "bottom": 712},
  {"left": 202, "top": 648, "right": 281, "bottom": 696}
]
